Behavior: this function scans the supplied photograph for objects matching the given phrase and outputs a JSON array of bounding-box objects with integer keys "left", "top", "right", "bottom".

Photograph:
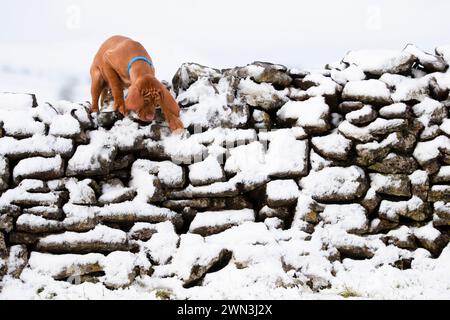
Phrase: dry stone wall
[{"left": 1, "top": 44, "right": 450, "bottom": 290}]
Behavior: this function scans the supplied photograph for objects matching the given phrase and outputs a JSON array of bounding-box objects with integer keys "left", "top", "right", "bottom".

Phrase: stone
[
  {"left": 248, "top": 62, "right": 293, "bottom": 88},
  {"left": 10, "top": 191, "right": 67, "bottom": 208},
  {"left": 189, "top": 209, "right": 255, "bottom": 236},
  {"left": 343, "top": 49, "right": 416, "bottom": 76},
  {"left": 413, "top": 135, "right": 450, "bottom": 174},
  {"left": 291, "top": 194, "right": 324, "bottom": 225},
  {"left": 379, "top": 103, "right": 409, "bottom": 119},
  {"left": 404, "top": 44, "right": 448, "bottom": 73},
  {"left": 128, "top": 222, "right": 159, "bottom": 241},
  {"left": 338, "top": 119, "right": 406, "bottom": 143},
  {"left": 102, "top": 251, "right": 139, "bottom": 289},
  {"left": 27, "top": 251, "right": 104, "bottom": 280},
  {"left": 300, "top": 166, "right": 368, "bottom": 203},
  {"left": 321, "top": 204, "right": 369, "bottom": 234},
  {"left": 12, "top": 155, "right": 64, "bottom": 184},
  {"left": 172, "top": 62, "right": 222, "bottom": 95},
  {"left": 98, "top": 179, "right": 136, "bottom": 205},
  {"left": 342, "top": 80, "right": 392, "bottom": 105},
  {"left": 0, "top": 232, "right": 6, "bottom": 258},
  {"left": 238, "top": 78, "right": 287, "bottom": 111},
  {"left": 22, "top": 206, "right": 64, "bottom": 220},
  {"left": 0, "top": 204, "right": 21, "bottom": 217},
  {"left": 251, "top": 109, "right": 272, "bottom": 129},
  {"left": 0, "top": 214, "right": 13, "bottom": 232},
  {"left": 409, "top": 170, "right": 429, "bottom": 201},
  {"left": 428, "top": 185, "right": 450, "bottom": 202},
  {"left": 258, "top": 205, "right": 291, "bottom": 221},
  {"left": 276, "top": 96, "right": 330, "bottom": 133},
  {"left": 266, "top": 179, "right": 299, "bottom": 208},
  {"left": 432, "top": 166, "right": 450, "bottom": 183},
  {"left": 36, "top": 225, "right": 131, "bottom": 254},
  {"left": 98, "top": 201, "right": 183, "bottom": 229},
  {"left": 345, "top": 105, "right": 377, "bottom": 126},
  {"left": 378, "top": 197, "right": 431, "bottom": 222},
  {"left": 433, "top": 202, "right": 450, "bottom": 226},
  {"left": 414, "top": 222, "right": 448, "bottom": 256},
  {"left": 6, "top": 245, "right": 28, "bottom": 278},
  {"left": 385, "top": 226, "right": 417, "bottom": 249},
  {"left": 0, "top": 156, "right": 9, "bottom": 191},
  {"left": 359, "top": 188, "right": 381, "bottom": 214},
  {"left": 169, "top": 234, "right": 231, "bottom": 286},
  {"left": 9, "top": 232, "right": 42, "bottom": 245},
  {"left": 369, "top": 173, "right": 411, "bottom": 197},
  {"left": 0, "top": 135, "right": 74, "bottom": 160},
  {"left": 188, "top": 156, "right": 225, "bottom": 186},
  {"left": 265, "top": 132, "right": 309, "bottom": 178},
  {"left": 16, "top": 214, "right": 64, "bottom": 234},
  {"left": 311, "top": 133, "right": 352, "bottom": 161},
  {"left": 368, "top": 153, "right": 418, "bottom": 174},
  {"left": 338, "top": 101, "right": 365, "bottom": 114},
  {"left": 65, "top": 178, "right": 97, "bottom": 205},
  {"left": 369, "top": 218, "right": 399, "bottom": 233}
]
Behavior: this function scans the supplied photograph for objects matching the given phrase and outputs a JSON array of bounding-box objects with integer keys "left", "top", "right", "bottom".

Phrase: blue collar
[{"left": 127, "top": 56, "right": 153, "bottom": 77}]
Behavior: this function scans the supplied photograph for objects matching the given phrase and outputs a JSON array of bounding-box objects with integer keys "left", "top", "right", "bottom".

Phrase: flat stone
[
  {"left": 342, "top": 80, "right": 392, "bottom": 105},
  {"left": 0, "top": 135, "right": 74, "bottom": 160},
  {"left": 128, "top": 222, "right": 159, "bottom": 241},
  {"left": 189, "top": 209, "right": 255, "bottom": 236},
  {"left": 36, "top": 225, "right": 132, "bottom": 254},
  {"left": 16, "top": 214, "right": 64, "bottom": 233},
  {"left": 369, "top": 173, "right": 411, "bottom": 197},
  {"left": 368, "top": 153, "right": 418, "bottom": 174},
  {"left": 258, "top": 205, "right": 291, "bottom": 221},
  {"left": 22, "top": 206, "right": 63, "bottom": 220},
  {"left": 188, "top": 156, "right": 225, "bottom": 186},
  {"left": 311, "top": 133, "right": 352, "bottom": 161},
  {"left": 385, "top": 226, "right": 417, "bottom": 249},
  {"left": 414, "top": 222, "right": 448, "bottom": 256},
  {"left": 345, "top": 105, "right": 377, "bottom": 126},
  {"left": 266, "top": 179, "right": 299, "bottom": 207},
  {"left": 300, "top": 166, "right": 368, "bottom": 203},
  {"left": 428, "top": 185, "right": 450, "bottom": 202},
  {"left": 409, "top": 170, "right": 429, "bottom": 201}
]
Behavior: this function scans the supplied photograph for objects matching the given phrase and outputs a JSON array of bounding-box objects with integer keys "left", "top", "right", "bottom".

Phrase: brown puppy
[{"left": 90, "top": 35, "right": 184, "bottom": 132}]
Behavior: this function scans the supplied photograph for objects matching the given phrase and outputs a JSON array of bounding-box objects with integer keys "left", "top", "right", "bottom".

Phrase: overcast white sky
[{"left": 1, "top": 0, "right": 450, "bottom": 101}]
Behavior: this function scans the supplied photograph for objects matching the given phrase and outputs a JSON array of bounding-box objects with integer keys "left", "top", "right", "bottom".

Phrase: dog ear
[
  {"left": 156, "top": 81, "right": 184, "bottom": 132},
  {"left": 125, "top": 85, "right": 144, "bottom": 111}
]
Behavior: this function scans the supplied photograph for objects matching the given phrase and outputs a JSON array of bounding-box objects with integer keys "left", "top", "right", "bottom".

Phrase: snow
[
  {"left": 101, "top": 251, "right": 139, "bottom": 288},
  {"left": 65, "top": 178, "right": 96, "bottom": 205},
  {"left": 338, "top": 118, "right": 405, "bottom": 143},
  {"left": 439, "top": 118, "right": 450, "bottom": 135},
  {"left": 0, "top": 109, "right": 45, "bottom": 137},
  {"left": 0, "top": 92, "right": 34, "bottom": 111},
  {"left": 343, "top": 50, "right": 414, "bottom": 75},
  {"left": 137, "top": 221, "right": 179, "bottom": 265},
  {"left": 277, "top": 96, "right": 329, "bottom": 129},
  {"left": 266, "top": 179, "right": 299, "bottom": 201},
  {"left": 16, "top": 214, "right": 61, "bottom": 229},
  {"left": 98, "top": 180, "right": 134, "bottom": 204}
]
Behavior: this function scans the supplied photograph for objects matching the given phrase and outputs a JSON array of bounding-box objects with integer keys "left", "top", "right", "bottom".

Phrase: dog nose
[{"left": 141, "top": 113, "right": 155, "bottom": 122}]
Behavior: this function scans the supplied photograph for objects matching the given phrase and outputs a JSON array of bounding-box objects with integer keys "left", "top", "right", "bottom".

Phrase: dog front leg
[{"left": 102, "top": 64, "right": 126, "bottom": 115}]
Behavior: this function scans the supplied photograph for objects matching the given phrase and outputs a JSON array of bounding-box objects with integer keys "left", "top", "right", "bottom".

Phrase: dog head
[{"left": 125, "top": 75, "right": 163, "bottom": 122}]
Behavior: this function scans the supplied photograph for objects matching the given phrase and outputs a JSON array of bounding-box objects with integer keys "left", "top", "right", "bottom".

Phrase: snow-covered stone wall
[{"left": 1, "top": 44, "right": 450, "bottom": 297}]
